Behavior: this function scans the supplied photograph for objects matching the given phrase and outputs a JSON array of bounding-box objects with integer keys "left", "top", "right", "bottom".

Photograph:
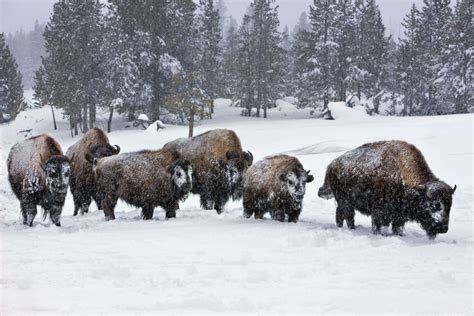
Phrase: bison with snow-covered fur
[
  {"left": 66, "top": 127, "right": 120, "bottom": 216},
  {"left": 7, "top": 135, "right": 70, "bottom": 226},
  {"left": 94, "top": 149, "right": 192, "bottom": 220},
  {"left": 318, "top": 140, "right": 456, "bottom": 239},
  {"left": 242, "top": 155, "right": 314, "bottom": 222},
  {"left": 163, "top": 129, "right": 253, "bottom": 214}
]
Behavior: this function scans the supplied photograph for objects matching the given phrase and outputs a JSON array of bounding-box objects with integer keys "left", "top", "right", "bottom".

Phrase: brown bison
[
  {"left": 242, "top": 155, "right": 314, "bottom": 222},
  {"left": 94, "top": 148, "right": 192, "bottom": 220},
  {"left": 163, "top": 129, "right": 253, "bottom": 214},
  {"left": 318, "top": 140, "right": 456, "bottom": 239},
  {"left": 66, "top": 127, "right": 120, "bottom": 216},
  {"left": 7, "top": 135, "right": 71, "bottom": 226}
]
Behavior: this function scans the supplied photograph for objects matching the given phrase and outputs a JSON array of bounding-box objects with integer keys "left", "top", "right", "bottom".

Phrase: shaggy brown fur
[
  {"left": 94, "top": 148, "right": 192, "bottom": 220},
  {"left": 66, "top": 128, "right": 120, "bottom": 216},
  {"left": 7, "top": 134, "right": 70, "bottom": 226},
  {"left": 242, "top": 155, "right": 313, "bottom": 222},
  {"left": 318, "top": 140, "right": 456, "bottom": 238},
  {"left": 163, "top": 129, "right": 253, "bottom": 214}
]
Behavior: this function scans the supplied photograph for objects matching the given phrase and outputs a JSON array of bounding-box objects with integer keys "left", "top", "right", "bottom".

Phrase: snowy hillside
[{"left": 0, "top": 101, "right": 473, "bottom": 314}]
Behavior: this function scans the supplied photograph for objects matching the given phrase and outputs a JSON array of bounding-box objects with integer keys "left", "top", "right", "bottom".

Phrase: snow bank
[
  {"left": 214, "top": 98, "right": 233, "bottom": 107},
  {"left": 328, "top": 102, "right": 371, "bottom": 121}
]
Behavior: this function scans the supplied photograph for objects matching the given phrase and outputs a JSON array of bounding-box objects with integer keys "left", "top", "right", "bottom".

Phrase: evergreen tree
[
  {"left": 198, "top": 0, "right": 222, "bottom": 115},
  {"left": 438, "top": 0, "right": 473, "bottom": 113},
  {"left": 332, "top": 0, "right": 357, "bottom": 102},
  {"left": 36, "top": 0, "right": 105, "bottom": 135},
  {"left": 297, "top": 0, "right": 338, "bottom": 109},
  {"left": 0, "top": 33, "right": 24, "bottom": 120},
  {"left": 252, "top": 0, "right": 281, "bottom": 118},
  {"left": 418, "top": 0, "right": 453, "bottom": 114},
  {"left": 220, "top": 16, "right": 239, "bottom": 99},
  {"left": 351, "top": 0, "right": 390, "bottom": 111},
  {"left": 236, "top": 14, "right": 256, "bottom": 115},
  {"left": 397, "top": 4, "right": 425, "bottom": 116}
]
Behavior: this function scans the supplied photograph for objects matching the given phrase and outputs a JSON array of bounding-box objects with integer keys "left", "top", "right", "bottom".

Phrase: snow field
[{"left": 0, "top": 99, "right": 472, "bottom": 314}]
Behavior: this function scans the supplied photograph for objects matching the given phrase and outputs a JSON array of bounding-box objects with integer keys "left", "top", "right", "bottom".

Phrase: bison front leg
[
  {"left": 141, "top": 205, "right": 155, "bottom": 220},
  {"left": 271, "top": 209, "right": 285, "bottom": 222},
  {"left": 214, "top": 194, "right": 229, "bottom": 215},
  {"left": 20, "top": 201, "right": 36, "bottom": 226},
  {"left": 371, "top": 214, "right": 382, "bottom": 235},
  {"left": 165, "top": 201, "right": 178, "bottom": 219},
  {"left": 391, "top": 219, "right": 406, "bottom": 236},
  {"left": 73, "top": 190, "right": 92, "bottom": 216},
  {"left": 49, "top": 205, "right": 62, "bottom": 227}
]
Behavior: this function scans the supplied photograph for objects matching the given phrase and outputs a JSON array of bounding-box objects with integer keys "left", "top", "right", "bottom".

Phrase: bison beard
[{"left": 319, "top": 140, "right": 456, "bottom": 239}]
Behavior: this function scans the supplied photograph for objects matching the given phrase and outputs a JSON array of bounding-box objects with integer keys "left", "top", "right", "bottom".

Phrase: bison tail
[{"left": 318, "top": 183, "right": 334, "bottom": 200}]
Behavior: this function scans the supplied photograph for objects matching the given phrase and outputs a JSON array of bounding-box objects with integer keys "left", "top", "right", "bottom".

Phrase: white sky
[{"left": 0, "top": 0, "right": 424, "bottom": 39}]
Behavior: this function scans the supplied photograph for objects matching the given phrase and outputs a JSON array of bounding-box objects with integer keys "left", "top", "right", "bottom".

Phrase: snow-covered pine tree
[
  {"left": 166, "top": 71, "right": 210, "bottom": 137},
  {"left": 0, "top": 33, "right": 24, "bottom": 121},
  {"left": 220, "top": 16, "right": 240, "bottom": 99},
  {"left": 417, "top": 0, "right": 453, "bottom": 114},
  {"left": 198, "top": 0, "right": 222, "bottom": 115},
  {"left": 438, "top": 0, "right": 473, "bottom": 113},
  {"left": 296, "top": 0, "right": 337, "bottom": 110},
  {"left": 332, "top": 0, "right": 357, "bottom": 102},
  {"left": 236, "top": 13, "right": 256, "bottom": 116},
  {"left": 36, "top": 0, "right": 104, "bottom": 136},
  {"left": 251, "top": 0, "right": 281, "bottom": 118},
  {"left": 351, "top": 0, "right": 390, "bottom": 112},
  {"left": 396, "top": 4, "right": 425, "bottom": 116},
  {"left": 280, "top": 26, "right": 294, "bottom": 97}
]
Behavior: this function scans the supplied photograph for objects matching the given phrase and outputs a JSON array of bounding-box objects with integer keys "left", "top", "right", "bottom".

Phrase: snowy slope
[{"left": 0, "top": 100, "right": 473, "bottom": 314}]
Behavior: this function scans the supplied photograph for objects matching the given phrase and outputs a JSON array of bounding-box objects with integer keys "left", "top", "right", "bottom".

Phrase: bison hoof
[{"left": 55, "top": 222, "right": 61, "bottom": 227}]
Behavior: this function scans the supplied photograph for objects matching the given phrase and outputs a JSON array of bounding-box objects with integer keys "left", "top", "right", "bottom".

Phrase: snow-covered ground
[{"left": 1, "top": 98, "right": 473, "bottom": 314}]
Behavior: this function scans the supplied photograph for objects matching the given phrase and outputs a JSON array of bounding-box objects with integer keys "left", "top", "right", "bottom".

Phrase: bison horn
[
  {"left": 306, "top": 170, "right": 311, "bottom": 174},
  {"left": 114, "top": 145, "right": 120, "bottom": 154},
  {"left": 452, "top": 184, "right": 457, "bottom": 194},
  {"left": 246, "top": 151, "right": 253, "bottom": 161}
]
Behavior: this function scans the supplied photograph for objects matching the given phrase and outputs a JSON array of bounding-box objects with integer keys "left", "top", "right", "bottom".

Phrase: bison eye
[
  {"left": 288, "top": 180, "right": 294, "bottom": 186},
  {"left": 176, "top": 172, "right": 182, "bottom": 177}
]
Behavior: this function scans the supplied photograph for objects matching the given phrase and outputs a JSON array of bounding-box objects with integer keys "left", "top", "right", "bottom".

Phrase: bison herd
[{"left": 7, "top": 128, "right": 456, "bottom": 239}]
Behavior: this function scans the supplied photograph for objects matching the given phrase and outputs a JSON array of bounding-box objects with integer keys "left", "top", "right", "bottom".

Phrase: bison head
[
  {"left": 168, "top": 159, "right": 193, "bottom": 193},
  {"left": 279, "top": 169, "right": 314, "bottom": 203},
  {"left": 225, "top": 150, "right": 253, "bottom": 199},
  {"left": 416, "top": 181, "right": 456, "bottom": 239},
  {"left": 85, "top": 144, "right": 120, "bottom": 164},
  {"left": 44, "top": 155, "right": 70, "bottom": 194}
]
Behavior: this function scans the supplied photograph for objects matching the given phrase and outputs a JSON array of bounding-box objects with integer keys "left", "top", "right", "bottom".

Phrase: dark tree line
[
  {"left": 0, "top": 33, "right": 24, "bottom": 121},
  {"left": 289, "top": 0, "right": 472, "bottom": 115},
  {"left": 2, "top": 0, "right": 467, "bottom": 134},
  {"left": 34, "top": 0, "right": 222, "bottom": 136}
]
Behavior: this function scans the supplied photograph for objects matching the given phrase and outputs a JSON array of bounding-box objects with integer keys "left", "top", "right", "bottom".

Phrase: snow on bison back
[{"left": 318, "top": 140, "right": 456, "bottom": 239}]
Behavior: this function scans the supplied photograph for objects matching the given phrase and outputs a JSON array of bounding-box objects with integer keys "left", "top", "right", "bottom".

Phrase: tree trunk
[
  {"left": 89, "top": 103, "right": 96, "bottom": 128},
  {"left": 107, "top": 104, "right": 114, "bottom": 133},
  {"left": 73, "top": 113, "right": 78, "bottom": 136},
  {"left": 50, "top": 105, "right": 57, "bottom": 130},
  {"left": 188, "top": 108, "right": 194, "bottom": 138}
]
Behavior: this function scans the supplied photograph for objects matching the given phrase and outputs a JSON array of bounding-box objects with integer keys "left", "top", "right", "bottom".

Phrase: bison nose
[{"left": 182, "top": 183, "right": 191, "bottom": 191}]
